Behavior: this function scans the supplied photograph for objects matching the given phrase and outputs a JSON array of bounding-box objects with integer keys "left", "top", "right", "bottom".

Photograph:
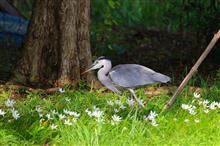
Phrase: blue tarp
[{"left": 0, "top": 12, "right": 28, "bottom": 47}]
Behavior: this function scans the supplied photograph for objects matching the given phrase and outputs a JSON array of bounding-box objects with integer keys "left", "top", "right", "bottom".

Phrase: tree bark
[{"left": 10, "top": 0, "right": 94, "bottom": 87}]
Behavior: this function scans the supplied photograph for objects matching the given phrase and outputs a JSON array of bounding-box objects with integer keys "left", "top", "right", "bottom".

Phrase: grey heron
[{"left": 83, "top": 56, "right": 170, "bottom": 107}]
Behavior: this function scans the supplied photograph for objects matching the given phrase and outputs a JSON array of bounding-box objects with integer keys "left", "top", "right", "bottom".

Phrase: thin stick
[{"left": 163, "top": 29, "right": 220, "bottom": 110}]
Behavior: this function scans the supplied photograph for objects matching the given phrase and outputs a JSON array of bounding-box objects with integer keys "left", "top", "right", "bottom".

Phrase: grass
[{"left": 0, "top": 83, "right": 220, "bottom": 145}]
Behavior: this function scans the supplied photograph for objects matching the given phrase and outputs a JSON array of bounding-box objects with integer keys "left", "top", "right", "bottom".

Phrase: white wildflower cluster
[
  {"left": 63, "top": 109, "right": 80, "bottom": 118},
  {"left": 201, "top": 99, "right": 220, "bottom": 113},
  {"left": 36, "top": 106, "right": 81, "bottom": 130},
  {"left": 85, "top": 105, "right": 123, "bottom": 125},
  {"left": 2, "top": 99, "right": 21, "bottom": 120},
  {"left": 181, "top": 92, "right": 220, "bottom": 124},
  {"left": 144, "top": 111, "right": 158, "bottom": 127},
  {"left": 181, "top": 104, "right": 197, "bottom": 115},
  {"left": 194, "top": 92, "right": 220, "bottom": 112},
  {"left": 85, "top": 106, "right": 104, "bottom": 123},
  {"left": 106, "top": 99, "right": 126, "bottom": 113},
  {"left": 59, "top": 109, "right": 80, "bottom": 126}
]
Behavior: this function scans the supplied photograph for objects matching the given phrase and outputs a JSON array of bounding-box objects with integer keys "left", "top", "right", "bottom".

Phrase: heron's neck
[
  {"left": 97, "top": 61, "right": 120, "bottom": 93},
  {"left": 97, "top": 61, "right": 112, "bottom": 80}
]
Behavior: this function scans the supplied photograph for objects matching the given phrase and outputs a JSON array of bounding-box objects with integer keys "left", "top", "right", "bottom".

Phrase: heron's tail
[{"left": 152, "top": 73, "right": 171, "bottom": 83}]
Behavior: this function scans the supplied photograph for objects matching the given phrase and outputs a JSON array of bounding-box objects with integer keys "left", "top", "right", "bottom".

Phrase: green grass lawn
[{"left": 0, "top": 84, "right": 220, "bottom": 146}]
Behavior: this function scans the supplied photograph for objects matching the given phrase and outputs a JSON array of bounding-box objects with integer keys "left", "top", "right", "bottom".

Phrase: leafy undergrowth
[{"left": 0, "top": 85, "right": 220, "bottom": 146}]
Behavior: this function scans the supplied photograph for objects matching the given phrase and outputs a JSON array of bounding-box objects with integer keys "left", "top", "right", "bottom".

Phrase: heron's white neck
[
  {"left": 97, "top": 60, "right": 112, "bottom": 79},
  {"left": 97, "top": 60, "right": 120, "bottom": 93}
]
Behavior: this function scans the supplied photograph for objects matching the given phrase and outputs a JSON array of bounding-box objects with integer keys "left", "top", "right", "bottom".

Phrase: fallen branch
[
  {"left": 163, "top": 29, "right": 220, "bottom": 110},
  {"left": 0, "top": 83, "right": 62, "bottom": 99}
]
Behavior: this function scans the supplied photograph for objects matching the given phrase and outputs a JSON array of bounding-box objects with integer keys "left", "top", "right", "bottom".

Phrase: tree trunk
[{"left": 10, "top": 0, "right": 94, "bottom": 87}]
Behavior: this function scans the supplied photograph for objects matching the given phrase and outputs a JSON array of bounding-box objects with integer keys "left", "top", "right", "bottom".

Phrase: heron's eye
[{"left": 94, "top": 61, "right": 98, "bottom": 64}]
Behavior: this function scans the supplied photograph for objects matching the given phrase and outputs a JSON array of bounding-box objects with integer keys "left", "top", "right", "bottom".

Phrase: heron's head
[{"left": 82, "top": 56, "right": 111, "bottom": 74}]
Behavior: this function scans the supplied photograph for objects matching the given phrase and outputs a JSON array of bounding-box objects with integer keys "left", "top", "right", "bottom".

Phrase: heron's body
[
  {"left": 83, "top": 57, "right": 170, "bottom": 107},
  {"left": 109, "top": 64, "right": 170, "bottom": 88}
]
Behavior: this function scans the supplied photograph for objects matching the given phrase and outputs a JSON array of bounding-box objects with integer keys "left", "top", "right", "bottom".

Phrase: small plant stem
[{"left": 163, "top": 29, "right": 220, "bottom": 111}]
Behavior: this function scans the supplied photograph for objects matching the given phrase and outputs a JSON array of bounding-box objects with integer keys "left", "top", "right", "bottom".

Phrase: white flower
[
  {"left": 188, "top": 106, "right": 196, "bottom": 115},
  {"left": 203, "top": 100, "right": 209, "bottom": 105},
  {"left": 91, "top": 109, "right": 103, "bottom": 118},
  {"left": 85, "top": 109, "right": 92, "bottom": 117},
  {"left": 147, "top": 111, "right": 158, "bottom": 121},
  {"left": 64, "top": 119, "right": 73, "bottom": 126},
  {"left": 181, "top": 104, "right": 197, "bottom": 115},
  {"left": 63, "top": 109, "right": 80, "bottom": 118},
  {"left": 194, "top": 119, "right": 200, "bottom": 123},
  {"left": 184, "top": 119, "right": 189, "bottom": 123},
  {"left": 119, "top": 105, "right": 126, "bottom": 110},
  {"left": 122, "top": 127, "right": 127, "bottom": 132},
  {"left": 58, "top": 114, "right": 66, "bottom": 120},
  {"left": 111, "top": 114, "right": 122, "bottom": 125},
  {"left": 151, "top": 120, "right": 158, "bottom": 127},
  {"left": 39, "top": 113, "right": 43, "bottom": 117},
  {"left": 191, "top": 99, "right": 196, "bottom": 104},
  {"left": 50, "top": 124, "right": 58, "bottom": 129},
  {"left": 112, "top": 114, "right": 122, "bottom": 122},
  {"left": 127, "top": 98, "right": 135, "bottom": 106},
  {"left": 39, "top": 118, "right": 45, "bottom": 124},
  {"left": 198, "top": 100, "right": 203, "bottom": 105},
  {"left": 217, "top": 102, "right": 220, "bottom": 108},
  {"left": 63, "top": 109, "right": 69, "bottom": 115},
  {"left": 51, "top": 110, "right": 58, "bottom": 115},
  {"left": 65, "top": 97, "right": 71, "bottom": 102},
  {"left": 68, "top": 111, "right": 80, "bottom": 118},
  {"left": 35, "top": 106, "right": 42, "bottom": 113},
  {"left": 193, "top": 92, "right": 200, "bottom": 98},
  {"left": 11, "top": 108, "right": 20, "bottom": 120},
  {"left": 188, "top": 108, "right": 197, "bottom": 115},
  {"left": 0, "top": 109, "right": 6, "bottom": 116},
  {"left": 5, "top": 99, "right": 15, "bottom": 107},
  {"left": 114, "top": 108, "right": 119, "bottom": 113},
  {"left": 209, "top": 103, "right": 216, "bottom": 110},
  {"left": 115, "top": 100, "right": 122, "bottom": 105},
  {"left": 181, "top": 104, "right": 192, "bottom": 110},
  {"left": 209, "top": 101, "right": 218, "bottom": 110},
  {"left": 59, "top": 88, "right": 65, "bottom": 93},
  {"left": 107, "top": 100, "right": 114, "bottom": 106},
  {"left": 71, "top": 117, "right": 78, "bottom": 123},
  {"left": 86, "top": 107, "right": 104, "bottom": 123},
  {"left": 204, "top": 109, "right": 209, "bottom": 113},
  {"left": 46, "top": 113, "right": 53, "bottom": 120}
]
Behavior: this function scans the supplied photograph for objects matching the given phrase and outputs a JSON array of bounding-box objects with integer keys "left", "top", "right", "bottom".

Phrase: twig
[{"left": 163, "top": 29, "right": 220, "bottom": 110}]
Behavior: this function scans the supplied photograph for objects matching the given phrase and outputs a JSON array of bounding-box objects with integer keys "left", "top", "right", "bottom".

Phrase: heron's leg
[{"left": 128, "top": 89, "right": 144, "bottom": 107}]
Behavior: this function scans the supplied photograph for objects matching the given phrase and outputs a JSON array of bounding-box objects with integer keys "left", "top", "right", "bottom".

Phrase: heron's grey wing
[{"left": 109, "top": 64, "right": 170, "bottom": 88}]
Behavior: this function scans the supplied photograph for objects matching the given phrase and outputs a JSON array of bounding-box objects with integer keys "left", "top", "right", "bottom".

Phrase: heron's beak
[
  {"left": 81, "top": 64, "right": 96, "bottom": 74},
  {"left": 82, "top": 68, "right": 93, "bottom": 74}
]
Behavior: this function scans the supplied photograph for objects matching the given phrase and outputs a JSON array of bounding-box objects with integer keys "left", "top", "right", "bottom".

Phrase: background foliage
[{"left": 1, "top": 0, "right": 220, "bottom": 81}]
